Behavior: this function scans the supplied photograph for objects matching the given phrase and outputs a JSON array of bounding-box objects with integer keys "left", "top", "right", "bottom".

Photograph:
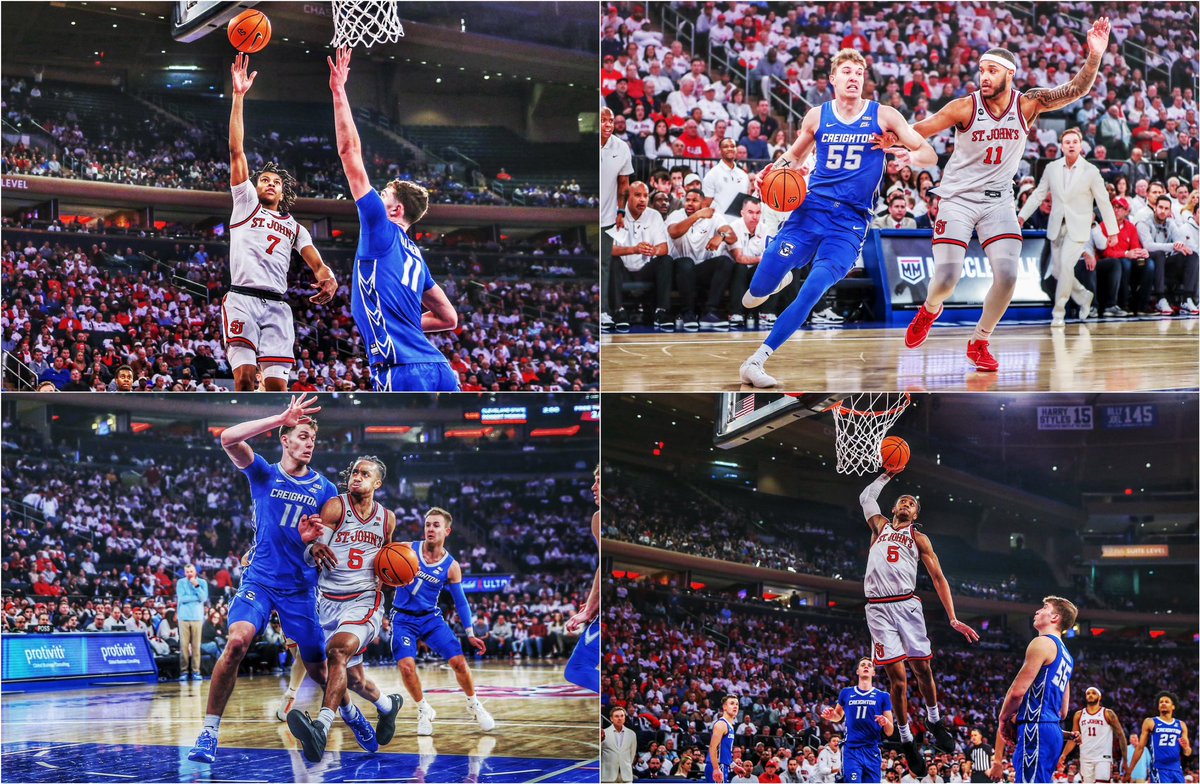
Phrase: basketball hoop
[
  {"left": 827, "top": 393, "right": 911, "bottom": 475},
  {"left": 330, "top": 0, "right": 405, "bottom": 49}
]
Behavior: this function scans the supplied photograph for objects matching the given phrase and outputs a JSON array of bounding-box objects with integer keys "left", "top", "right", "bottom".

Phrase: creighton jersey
[
  {"left": 1149, "top": 717, "right": 1184, "bottom": 775},
  {"left": 935, "top": 89, "right": 1029, "bottom": 201},
  {"left": 1018, "top": 635, "right": 1073, "bottom": 724},
  {"left": 229, "top": 178, "right": 314, "bottom": 294},
  {"left": 391, "top": 541, "right": 456, "bottom": 614},
  {"left": 242, "top": 454, "right": 338, "bottom": 592},
  {"left": 840, "top": 687, "right": 892, "bottom": 747},
  {"left": 1079, "top": 708, "right": 1114, "bottom": 765},
  {"left": 319, "top": 494, "right": 386, "bottom": 594},
  {"left": 794, "top": 99, "right": 886, "bottom": 219},
  {"left": 865, "top": 525, "right": 919, "bottom": 599},
  {"left": 352, "top": 190, "right": 449, "bottom": 368}
]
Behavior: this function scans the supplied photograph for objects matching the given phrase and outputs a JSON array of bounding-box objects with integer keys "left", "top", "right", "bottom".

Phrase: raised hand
[
  {"left": 231, "top": 52, "right": 257, "bottom": 95},
  {"left": 1087, "top": 17, "right": 1111, "bottom": 57},
  {"left": 298, "top": 514, "right": 326, "bottom": 544},
  {"left": 328, "top": 46, "right": 352, "bottom": 92},
  {"left": 280, "top": 393, "right": 322, "bottom": 427}
]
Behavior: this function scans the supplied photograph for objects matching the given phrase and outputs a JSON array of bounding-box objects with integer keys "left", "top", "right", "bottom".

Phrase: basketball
[
  {"left": 227, "top": 9, "right": 271, "bottom": 53},
  {"left": 880, "top": 435, "right": 910, "bottom": 473},
  {"left": 375, "top": 542, "right": 420, "bottom": 587},
  {"left": 761, "top": 167, "right": 807, "bottom": 212}
]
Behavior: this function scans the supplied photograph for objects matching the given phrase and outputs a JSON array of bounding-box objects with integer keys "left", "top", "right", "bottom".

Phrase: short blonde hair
[
  {"left": 830, "top": 48, "right": 867, "bottom": 73},
  {"left": 385, "top": 179, "right": 430, "bottom": 226},
  {"left": 425, "top": 506, "right": 453, "bottom": 526},
  {"left": 1043, "top": 595, "right": 1078, "bottom": 631}
]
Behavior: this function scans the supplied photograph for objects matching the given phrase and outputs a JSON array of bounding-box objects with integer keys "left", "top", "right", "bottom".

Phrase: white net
[
  {"left": 330, "top": 0, "right": 405, "bottom": 49},
  {"left": 828, "top": 393, "right": 911, "bottom": 475}
]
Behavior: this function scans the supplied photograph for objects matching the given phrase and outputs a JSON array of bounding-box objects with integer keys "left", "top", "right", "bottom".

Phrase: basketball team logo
[
  {"left": 897, "top": 256, "right": 927, "bottom": 285},
  {"left": 875, "top": 643, "right": 885, "bottom": 660},
  {"left": 934, "top": 219, "right": 946, "bottom": 236},
  {"left": 779, "top": 241, "right": 796, "bottom": 257}
]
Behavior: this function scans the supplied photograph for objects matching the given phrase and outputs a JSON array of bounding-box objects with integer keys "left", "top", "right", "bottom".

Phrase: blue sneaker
[
  {"left": 343, "top": 706, "right": 379, "bottom": 753},
  {"left": 187, "top": 728, "right": 218, "bottom": 763}
]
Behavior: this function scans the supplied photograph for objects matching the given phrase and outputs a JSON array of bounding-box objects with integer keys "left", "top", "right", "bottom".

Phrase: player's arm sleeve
[
  {"left": 355, "top": 190, "right": 390, "bottom": 256},
  {"left": 446, "top": 581, "right": 475, "bottom": 630},
  {"left": 230, "top": 178, "right": 259, "bottom": 223},
  {"left": 858, "top": 473, "right": 892, "bottom": 522}
]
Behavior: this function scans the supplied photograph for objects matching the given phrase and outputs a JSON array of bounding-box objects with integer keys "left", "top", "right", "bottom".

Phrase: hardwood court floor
[
  {"left": 1, "top": 662, "right": 597, "bottom": 783},
  {"left": 602, "top": 317, "right": 1200, "bottom": 392}
]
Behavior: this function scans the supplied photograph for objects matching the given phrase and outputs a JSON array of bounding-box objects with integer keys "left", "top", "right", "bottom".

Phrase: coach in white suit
[
  {"left": 1018, "top": 127, "right": 1119, "bottom": 326},
  {"left": 601, "top": 706, "right": 637, "bottom": 782}
]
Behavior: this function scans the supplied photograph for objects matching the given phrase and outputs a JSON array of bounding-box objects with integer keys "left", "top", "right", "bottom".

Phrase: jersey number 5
[
  {"left": 826, "top": 144, "right": 863, "bottom": 171},
  {"left": 347, "top": 548, "right": 365, "bottom": 569},
  {"left": 886, "top": 545, "right": 900, "bottom": 562},
  {"left": 1051, "top": 659, "right": 1070, "bottom": 692}
]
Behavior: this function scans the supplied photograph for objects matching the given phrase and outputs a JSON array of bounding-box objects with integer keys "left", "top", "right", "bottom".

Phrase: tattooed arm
[{"left": 1021, "top": 17, "right": 1110, "bottom": 122}]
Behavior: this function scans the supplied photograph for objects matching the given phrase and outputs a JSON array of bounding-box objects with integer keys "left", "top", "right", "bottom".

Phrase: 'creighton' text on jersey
[
  {"left": 242, "top": 454, "right": 339, "bottom": 592},
  {"left": 839, "top": 686, "right": 893, "bottom": 747},
  {"left": 352, "top": 190, "right": 450, "bottom": 368},
  {"left": 791, "top": 100, "right": 886, "bottom": 221},
  {"left": 392, "top": 540, "right": 457, "bottom": 614}
]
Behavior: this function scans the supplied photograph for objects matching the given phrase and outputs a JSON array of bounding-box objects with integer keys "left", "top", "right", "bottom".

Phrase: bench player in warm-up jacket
[
  {"left": 225, "top": 54, "right": 337, "bottom": 391},
  {"left": 327, "top": 46, "right": 459, "bottom": 391}
]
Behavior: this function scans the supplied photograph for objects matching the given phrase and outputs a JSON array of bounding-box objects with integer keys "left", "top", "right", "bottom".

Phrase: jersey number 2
[{"left": 982, "top": 146, "right": 1004, "bottom": 165}]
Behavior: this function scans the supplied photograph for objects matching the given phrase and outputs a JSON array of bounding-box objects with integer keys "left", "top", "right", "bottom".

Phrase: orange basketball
[
  {"left": 761, "top": 167, "right": 807, "bottom": 212},
  {"left": 227, "top": 8, "right": 271, "bottom": 54},
  {"left": 880, "top": 436, "right": 910, "bottom": 473},
  {"left": 375, "top": 542, "right": 420, "bottom": 587}
]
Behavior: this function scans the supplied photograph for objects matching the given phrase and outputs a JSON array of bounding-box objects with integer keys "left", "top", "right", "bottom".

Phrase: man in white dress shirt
[{"left": 1018, "top": 127, "right": 1118, "bottom": 326}]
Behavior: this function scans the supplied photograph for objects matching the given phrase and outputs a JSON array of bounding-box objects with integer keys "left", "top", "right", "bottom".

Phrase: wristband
[{"left": 617, "top": 208, "right": 626, "bottom": 215}]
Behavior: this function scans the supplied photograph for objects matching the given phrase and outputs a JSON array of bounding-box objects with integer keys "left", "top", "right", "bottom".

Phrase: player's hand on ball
[
  {"left": 231, "top": 53, "right": 257, "bottom": 95},
  {"left": 310, "top": 542, "right": 337, "bottom": 571},
  {"left": 327, "top": 46, "right": 352, "bottom": 92},
  {"left": 1087, "top": 17, "right": 1110, "bottom": 55},
  {"left": 298, "top": 514, "right": 326, "bottom": 544},
  {"left": 467, "top": 635, "right": 487, "bottom": 654},
  {"left": 951, "top": 618, "right": 980, "bottom": 643}
]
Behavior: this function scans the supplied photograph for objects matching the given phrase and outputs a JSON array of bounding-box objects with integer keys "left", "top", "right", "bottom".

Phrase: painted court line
[{"left": 526, "top": 757, "right": 597, "bottom": 783}]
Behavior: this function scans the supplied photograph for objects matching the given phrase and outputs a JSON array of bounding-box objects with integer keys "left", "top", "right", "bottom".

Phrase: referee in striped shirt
[{"left": 968, "top": 727, "right": 994, "bottom": 783}]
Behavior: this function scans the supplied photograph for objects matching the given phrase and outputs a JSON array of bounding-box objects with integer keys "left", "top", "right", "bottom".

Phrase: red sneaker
[
  {"left": 904, "top": 305, "right": 942, "bottom": 348},
  {"left": 966, "top": 339, "right": 999, "bottom": 372}
]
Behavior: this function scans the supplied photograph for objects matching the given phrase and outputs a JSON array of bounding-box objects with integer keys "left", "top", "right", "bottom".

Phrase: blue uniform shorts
[
  {"left": 749, "top": 197, "right": 870, "bottom": 299},
  {"left": 373, "top": 361, "right": 460, "bottom": 392},
  {"left": 1152, "top": 766, "right": 1186, "bottom": 783},
  {"left": 704, "top": 761, "right": 730, "bottom": 782},
  {"left": 842, "top": 745, "right": 882, "bottom": 782},
  {"left": 228, "top": 579, "right": 325, "bottom": 662},
  {"left": 1013, "top": 721, "right": 1064, "bottom": 784},
  {"left": 390, "top": 609, "right": 464, "bottom": 661},
  {"left": 564, "top": 617, "right": 600, "bottom": 692}
]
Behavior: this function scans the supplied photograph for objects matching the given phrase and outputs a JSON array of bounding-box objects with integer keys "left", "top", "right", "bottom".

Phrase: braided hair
[
  {"left": 254, "top": 161, "right": 298, "bottom": 214},
  {"left": 338, "top": 455, "right": 387, "bottom": 491}
]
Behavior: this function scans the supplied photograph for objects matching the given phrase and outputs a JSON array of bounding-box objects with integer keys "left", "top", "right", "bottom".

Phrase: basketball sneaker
[
  {"left": 1076, "top": 289, "right": 1094, "bottom": 321},
  {"left": 812, "top": 307, "right": 844, "bottom": 324},
  {"left": 275, "top": 693, "right": 295, "bottom": 723},
  {"left": 467, "top": 698, "right": 496, "bottom": 732},
  {"left": 929, "top": 719, "right": 956, "bottom": 753},
  {"left": 417, "top": 701, "right": 437, "bottom": 736},
  {"left": 739, "top": 358, "right": 778, "bottom": 388},
  {"left": 613, "top": 309, "right": 631, "bottom": 333},
  {"left": 902, "top": 741, "right": 928, "bottom": 778},
  {"left": 759, "top": 312, "right": 777, "bottom": 326},
  {"left": 742, "top": 271, "right": 792, "bottom": 309},
  {"left": 966, "top": 339, "right": 999, "bottom": 372},
  {"left": 653, "top": 309, "right": 675, "bottom": 331},
  {"left": 187, "top": 728, "right": 219, "bottom": 763},
  {"left": 1184, "top": 298, "right": 1200, "bottom": 315},
  {"left": 600, "top": 312, "right": 613, "bottom": 333},
  {"left": 904, "top": 304, "right": 942, "bottom": 348},
  {"left": 343, "top": 705, "right": 380, "bottom": 753},
  {"left": 376, "top": 693, "right": 405, "bottom": 746},
  {"left": 1155, "top": 297, "right": 1174, "bottom": 316},
  {"left": 729, "top": 314, "right": 745, "bottom": 328},
  {"left": 700, "top": 311, "right": 728, "bottom": 330},
  {"left": 680, "top": 312, "right": 700, "bottom": 331},
  {"left": 287, "top": 709, "right": 328, "bottom": 762}
]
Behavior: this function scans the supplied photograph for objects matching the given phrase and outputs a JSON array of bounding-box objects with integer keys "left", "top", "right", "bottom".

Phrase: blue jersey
[
  {"left": 352, "top": 190, "right": 449, "bottom": 368},
  {"left": 1150, "top": 717, "right": 1184, "bottom": 771},
  {"left": 839, "top": 686, "right": 892, "bottom": 748},
  {"left": 241, "top": 455, "right": 338, "bottom": 593},
  {"left": 800, "top": 100, "right": 886, "bottom": 219},
  {"left": 714, "top": 717, "right": 735, "bottom": 765},
  {"left": 1018, "top": 635, "right": 1073, "bottom": 724},
  {"left": 392, "top": 540, "right": 457, "bottom": 614}
]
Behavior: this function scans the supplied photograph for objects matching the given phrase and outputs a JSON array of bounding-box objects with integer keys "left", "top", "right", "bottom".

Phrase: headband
[
  {"left": 1086, "top": 687, "right": 1102, "bottom": 697},
  {"left": 980, "top": 52, "right": 1018, "bottom": 75}
]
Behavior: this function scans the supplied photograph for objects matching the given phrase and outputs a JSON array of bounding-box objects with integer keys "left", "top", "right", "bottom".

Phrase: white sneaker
[
  {"left": 1050, "top": 316, "right": 1066, "bottom": 328},
  {"left": 739, "top": 358, "right": 778, "bottom": 388},
  {"left": 468, "top": 699, "right": 495, "bottom": 732},
  {"left": 1184, "top": 298, "right": 1200, "bottom": 315},
  {"left": 417, "top": 702, "right": 437, "bottom": 736},
  {"left": 742, "top": 271, "right": 792, "bottom": 309},
  {"left": 1156, "top": 297, "right": 1174, "bottom": 315},
  {"left": 600, "top": 312, "right": 614, "bottom": 332},
  {"left": 813, "top": 307, "right": 844, "bottom": 323},
  {"left": 275, "top": 694, "right": 294, "bottom": 723},
  {"left": 759, "top": 312, "right": 777, "bottom": 326},
  {"left": 1104, "top": 306, "right": 1128, "bottom": 318},
  {"left": 1077, "top": 289, "right": 1094, "bottom": 321}
]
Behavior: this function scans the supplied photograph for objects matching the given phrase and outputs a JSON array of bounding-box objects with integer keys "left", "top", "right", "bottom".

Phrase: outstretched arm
[
  {"left": 219, "top": 393, "right": 322, "bottom": 469},
  {"left": 916, "top": 531, "right": 980, "bottom": 643},
  {"left": 858, "top": 471, "right": 894, "bottom": 538},
  {"left": 876, "top": 105, "right": 939, "bottom": 168},
  {"left": 328, "top": 46, "right": 373, "bottom": 201},
  {"left": 299, "top": 245, "right": 337, "bottom": 305},
  {"left": 229, "top": 53, "right": 257, "bottom": 186},
  {"left": 1021, "top": 17, "right": 1109, "bottom": 121},
  {"left": 567, "top": 511, "right": 601, "bottom": 632}
]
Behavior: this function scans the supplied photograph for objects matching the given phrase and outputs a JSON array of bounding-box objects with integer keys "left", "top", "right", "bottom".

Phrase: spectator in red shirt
[
  {"left": 1101, "top": 197, "right": 1154, "bottom": 315},
  {"left": 678, "top": 120, "right": 710, "bottom": 159},
  {"left": 601, "top": 55, "right": 623, "bottom": 97},
  {"left": 291, "top": 369, "right": 318, "bottom": 391},
  {"left": 758, "top": 759, "right": 783, "bottom": 783}
]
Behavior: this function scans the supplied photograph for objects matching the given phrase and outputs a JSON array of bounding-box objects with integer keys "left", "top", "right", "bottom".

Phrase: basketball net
[
  {"left": 330, "top": 0, "right": 405, "bottom": 49},
  {"left": 827, "top": 393, "right": 911, "bottom": 475}
]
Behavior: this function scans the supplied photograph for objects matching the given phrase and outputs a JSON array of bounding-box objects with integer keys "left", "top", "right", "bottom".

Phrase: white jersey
[
  {"left": 666, "top": 208, "right": 718, "bottom": 263},
  {"left": 935, "top": 89, "right": 1029, "bottom": 202},
  {"left": 319, "top": 494, "right": 387, "bottom": 595},
  {"left": 229, "top": 178, "right": 314, "bottom": 295},
  {"left": 864, "top": 524, "right": 919, "bottom": 599},
  {"left": 1079, "top": 707, "right": 1114, "bottom": 762}
]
